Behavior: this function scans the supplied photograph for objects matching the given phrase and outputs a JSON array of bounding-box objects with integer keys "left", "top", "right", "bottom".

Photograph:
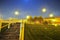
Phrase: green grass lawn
[{"left": 24, "top": 24, "right": 60, "bottom": 40}]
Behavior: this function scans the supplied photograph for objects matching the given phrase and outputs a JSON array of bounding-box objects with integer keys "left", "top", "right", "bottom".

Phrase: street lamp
[
  {"left": 49, "top": 14, "right": 54, "bottom": 17},
  {"left": 14, "top": 11, "right": 19, "bottom": 15},
  {"left": 14, "top": 11, "right": 19, "bottom": 19},
  {"left": 26, "top": 16, "right": 30, "bottom": 19},
  {"left": 42, "top": 8, "right": 47, "bottom": 13},
  {"left": 41, "top": 8, "right": 47, "bottom": 17}
]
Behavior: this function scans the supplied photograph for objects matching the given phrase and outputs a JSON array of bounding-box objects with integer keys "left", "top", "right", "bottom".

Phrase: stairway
[{"left": 0, "top": 23, "right": 20, "bottom": 40}]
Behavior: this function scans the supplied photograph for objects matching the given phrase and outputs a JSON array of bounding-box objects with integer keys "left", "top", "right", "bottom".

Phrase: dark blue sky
[{"left": 0, "top": 0, "right": 60, "bottom": 19}]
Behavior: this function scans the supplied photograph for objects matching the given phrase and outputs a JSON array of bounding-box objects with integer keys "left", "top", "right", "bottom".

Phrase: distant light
[
  {"left": 26, "top": 16, "right": 30, "bottom": 19},
  {"left": 14, "top": 11, "right": 19, "bottom": 15},
  {"left": 49, "top": 14, "right": 54, "bottom": 17},
  {"left": 42, "top": 8, "right": 47, "bottom": 13}
]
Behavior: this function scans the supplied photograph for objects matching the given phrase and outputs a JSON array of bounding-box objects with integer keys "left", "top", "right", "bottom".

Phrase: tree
[
  {"left": 43, "top": 21, "right": 48, "bottom": 25},
  {"left": 26, "top": 16, "right": 33, "bottom": 22},
  {"left": 48, "top": 20, "right": 52, "bottom": 25},
  {"left": 38, "top": 16, "right": 44, "bottom": 24},
  {"left": 33, "top": 16, "right": 38, "bottom": 21}
]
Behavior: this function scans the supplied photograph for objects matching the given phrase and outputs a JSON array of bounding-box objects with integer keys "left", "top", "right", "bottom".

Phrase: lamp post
[
  {"left": 26, "top": 16, "right": 30, "bottom": 19},
  {"left": 42, "top": 8, "right": 47, "bottom": 13},
  {"left": 49, "top": 14, "right": 54, "bottom": 17},
  {"left": 41, "top": 8, "right": 47, "bottom": 17},
  {"left": 14, "top": 11, "right": 19, "bottom": 19}
]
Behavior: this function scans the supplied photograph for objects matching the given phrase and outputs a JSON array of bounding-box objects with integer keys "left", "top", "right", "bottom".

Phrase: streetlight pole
[
  {"left": 14, "top": 11, "right": 19, "bottom": 19},
  {"left": 41, "top": 8, "right": 47, "bottom": 17}
]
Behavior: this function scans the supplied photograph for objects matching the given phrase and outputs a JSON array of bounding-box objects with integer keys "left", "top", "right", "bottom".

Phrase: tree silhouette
[
  {"left": 38, "top": 16, "right": 44, "bottom": 24},
  {"left": 34, "top": 16, "right": 38, "bottom": 21}
]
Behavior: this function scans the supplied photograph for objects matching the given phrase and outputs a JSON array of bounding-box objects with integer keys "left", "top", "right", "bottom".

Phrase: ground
[{"left": 0, "top": 23, "right": 60, "bottom": 40}]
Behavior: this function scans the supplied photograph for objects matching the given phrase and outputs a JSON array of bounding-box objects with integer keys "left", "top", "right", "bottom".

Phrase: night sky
[{"left": 0, "top": 0, "right": 60, "bottom": 19}]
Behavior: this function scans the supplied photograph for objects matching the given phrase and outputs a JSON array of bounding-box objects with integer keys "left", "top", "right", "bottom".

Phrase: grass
[{"left": 24, "top": 24, "right": 60, "bottom": 40}]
